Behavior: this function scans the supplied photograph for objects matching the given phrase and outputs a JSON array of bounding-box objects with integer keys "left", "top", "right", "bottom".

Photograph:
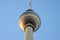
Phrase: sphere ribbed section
[{"left": 18, "top": 9, "right": 41, "bottom": 32}]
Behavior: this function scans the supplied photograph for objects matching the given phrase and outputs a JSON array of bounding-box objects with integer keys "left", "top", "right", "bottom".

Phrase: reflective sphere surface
[{"left": 18, "top": 9, "right": 41, "bottom": 32}]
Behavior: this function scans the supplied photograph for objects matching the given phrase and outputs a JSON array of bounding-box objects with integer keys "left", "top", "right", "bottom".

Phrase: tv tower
[{"left": 18, "top": 0, "right": 41, "bottom": 40}]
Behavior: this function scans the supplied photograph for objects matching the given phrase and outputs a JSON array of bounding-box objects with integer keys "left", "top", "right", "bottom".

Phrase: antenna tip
[{"left": 28, "top": 0, "right": 32, "bottom": 9}]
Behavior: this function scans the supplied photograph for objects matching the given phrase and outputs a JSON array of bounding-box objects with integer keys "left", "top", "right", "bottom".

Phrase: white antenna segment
[{"left": 28, "top": 0, "right": 32, "bottom": 9}]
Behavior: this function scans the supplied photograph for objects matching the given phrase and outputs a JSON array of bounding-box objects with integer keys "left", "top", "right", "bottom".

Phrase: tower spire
[{"left": 28, "top": 0, "right": 32, "bottom": 9}]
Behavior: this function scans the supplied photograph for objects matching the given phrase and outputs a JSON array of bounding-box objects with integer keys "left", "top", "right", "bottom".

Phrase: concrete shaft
[{"left": 24, "top": 26, "right": 33, "bottom": 40}]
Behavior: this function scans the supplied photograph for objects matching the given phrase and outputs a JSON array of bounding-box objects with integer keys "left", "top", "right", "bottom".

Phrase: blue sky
[{"left": 0, "top": 0, "right": 60, "bottom": 40}]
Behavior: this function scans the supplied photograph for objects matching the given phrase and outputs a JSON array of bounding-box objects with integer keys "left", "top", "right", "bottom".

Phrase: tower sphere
[{"left": 18, "top": 9, "right": 41, "bottom": 32}]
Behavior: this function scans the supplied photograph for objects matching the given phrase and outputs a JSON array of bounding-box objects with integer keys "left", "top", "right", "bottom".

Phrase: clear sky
[{"left": 0, "top": 0, "right": 60, "bottom": 40}]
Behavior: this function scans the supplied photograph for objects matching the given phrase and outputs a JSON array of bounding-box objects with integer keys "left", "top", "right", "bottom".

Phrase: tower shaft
[{"left": 24, "top": 26, "right": 33, "bottom": 40}]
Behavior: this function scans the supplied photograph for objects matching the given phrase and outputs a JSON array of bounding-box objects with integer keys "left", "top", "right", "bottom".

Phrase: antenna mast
[{"left": 28, "top": 0, "right": 32, "bottom": 9}]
